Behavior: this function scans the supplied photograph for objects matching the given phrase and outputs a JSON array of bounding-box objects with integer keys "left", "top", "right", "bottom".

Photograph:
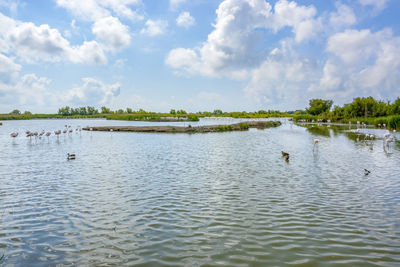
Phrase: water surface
[{"left": 0, "top": 119, "right": 399, "bottom": 266}]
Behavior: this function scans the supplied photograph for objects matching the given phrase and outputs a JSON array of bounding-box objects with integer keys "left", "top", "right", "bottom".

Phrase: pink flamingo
[{"left": 10, "top": 132, "right": 18, "bottom": 138}]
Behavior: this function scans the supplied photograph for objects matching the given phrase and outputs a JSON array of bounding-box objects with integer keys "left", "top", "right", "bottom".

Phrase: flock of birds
[
  {"left": 10, "top": 125, "right": 83, "bottom": 141},
  {"left": 9, "top": 125, "right": 85, "bottom": 160},
  {"left": 281, "top": 129, "right": 396, "bottom": 176}
]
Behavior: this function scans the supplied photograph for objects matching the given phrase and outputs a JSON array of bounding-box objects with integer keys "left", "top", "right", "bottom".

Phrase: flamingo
[
  {"left": 54, "top": 130, "right": 61, "bottom": 139},
  {"left": 10, "top": 132, "right": 18, "bottom": 138}
]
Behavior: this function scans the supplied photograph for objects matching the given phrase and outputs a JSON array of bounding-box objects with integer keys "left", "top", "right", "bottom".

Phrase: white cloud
[
  {"left": 0, "top": 74, "right": 53, "bottom": 107},
  {"left": 92, "top": 16, "right": 131, "bottom": 50},
  {"left": 0, "top": 53, "right": 21, "bottom": 73},
  {"left": 140, "top": 19, "right": 168, "bottom": 36},
  {"left": 166, "top": 0, "right": 320, "bottom": 78},
  {"left": 272, "top": 0, "right": 320, "bottom": 43},
  {"left": 359, "top": 0, "right": 389, "bottom": 10},
  {"left": 64, "top": 77, "right": 121, "bottom": 105},
  {"left": 0, "top": 0, "right": 23, "bottom": 16},
  {"left": 0, "top": 13, "right": 106, "bottom": 64},
  {"left": 245, "top": 41, "right": 318, "bottom": 108},
  {"left": 329, "top": 3, "right": 356, "bottom": 30},
  {"left": 167, "top": 0, "right": 272, "bottom": 77},
  {"left": 170, "top": 0, "right": 186, "bottom": 10},
  {"left": 176, "top": 12, "right": 195, "bottom": 28},
  {"left": 310, "top": 28, "right": 400, "bottom": 100},
  {"left": 56, "top": 0, "right": 143, "bottom": 22}
]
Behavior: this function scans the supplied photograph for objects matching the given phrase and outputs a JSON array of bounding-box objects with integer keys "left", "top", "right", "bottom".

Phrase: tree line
[{"left": 300, "top": 97, "right": 400, "bottom": 118}]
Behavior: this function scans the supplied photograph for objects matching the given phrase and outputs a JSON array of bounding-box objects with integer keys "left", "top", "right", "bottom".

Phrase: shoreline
[{"left": 83, "top": 121, "right": 281, "bottom": 133}]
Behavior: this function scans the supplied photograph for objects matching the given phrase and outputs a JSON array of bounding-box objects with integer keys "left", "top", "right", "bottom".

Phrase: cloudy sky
[{"left": 0, "top": 0, "right": 399, "bottom": 113}]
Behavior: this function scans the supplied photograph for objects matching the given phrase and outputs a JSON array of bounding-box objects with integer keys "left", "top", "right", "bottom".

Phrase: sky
[{"left": 0, "top": 0, "right": 400, "bottom": 113}]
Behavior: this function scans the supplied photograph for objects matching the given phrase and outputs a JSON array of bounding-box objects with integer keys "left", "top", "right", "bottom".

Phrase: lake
[{"left": 0, "top": 118, "right": 399, "bottom": 266}]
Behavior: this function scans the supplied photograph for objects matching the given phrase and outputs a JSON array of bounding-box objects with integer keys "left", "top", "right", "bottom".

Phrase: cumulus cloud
[
  {"left": 272, "top": 0, "right": 320, "bottom": 43},
  {"left": 329, "top": 3, "right": 356, "bottom": 30},
  {"left": 92, "top": 16, "right": 131, "bottom": 50},
  {"left": 167, "top": 0, "right": 272, "bottom": 77},
  {"left": 245, "top": 41, "right": 318, "bottom": 108},
  {"left": 140, "top": 19, "right": 168, "bottom": 36},
  {"left": 166, "top": 0, "right": 320, "bottom": 78},
  {"left": 64, "top": 77, "right": 121, "bottom": 105},
  {"left": 0, "top": 53, "right": 21, "bottom": 73},
  {"left": 310, "top": 28, "right": 400, "bottom": 99},
  {"left": 0, "top": 74, "right": 53, "bottom": 107},
  {"left": 56, "top": 0, "right": 143, "bottom": 22},
  {"left": 0, "top": 13, "right": 106, "bottom": 64},
  {"left": 176, "top": 12, "right": 195, "bottom": 28}
]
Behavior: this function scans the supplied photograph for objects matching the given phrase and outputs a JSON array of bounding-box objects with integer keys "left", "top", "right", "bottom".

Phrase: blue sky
[{"left": 0, "top": 0, "right": 399, "bottom": 113}]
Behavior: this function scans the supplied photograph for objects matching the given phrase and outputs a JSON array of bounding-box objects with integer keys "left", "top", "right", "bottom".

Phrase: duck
[
  {"left": 364, "top": 169, "right": 371, "bottom": 176},
  {"left": 281, "top": 151, "right": 290, "bottom": 161},
  {"left": 67, "top": 153, "right": 76, "bottom": 160}
]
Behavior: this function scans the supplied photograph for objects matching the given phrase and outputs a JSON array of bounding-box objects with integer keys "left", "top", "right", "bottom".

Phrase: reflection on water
[{"left": 0, "top": 118, "right": 399, "bottom": 266}]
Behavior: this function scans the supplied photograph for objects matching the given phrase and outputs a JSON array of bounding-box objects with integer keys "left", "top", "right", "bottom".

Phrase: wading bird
[{"left": 10, "top": 132, "right": 18, "bottom": 138}]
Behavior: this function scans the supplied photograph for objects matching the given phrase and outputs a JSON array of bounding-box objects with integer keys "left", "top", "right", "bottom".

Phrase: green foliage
[
  {"left": 126, "top": 108, "right": 133, "bottom": 114},
  {"left": 216, "top": 125, "right": 233, "bottom": 131},
  {"left": 388, "top": 115, "right": 400, "bottom": 130},
  {"left": 58, "top": 106, "right": 99, "bottom": 116},
  {"left": 306, "top": 99, "right": 333, "bottom": 115},
  {"left": 239, "top": 123, "right": 250, "bottom": 130},
  {"left": 170, "top": 109, "right": 176, "bottom": 115},
  {"left": 213, "top": 109, "right": 223, "bottom": 115},
  {"left": 187, "top": 115, "right": 199, "bottom": 121},
  {"left": 101, "top": 106, "right": 112, "bottom": 114},
  {"left": 9, "top": 109, "right": 21, "bottom": 115}
]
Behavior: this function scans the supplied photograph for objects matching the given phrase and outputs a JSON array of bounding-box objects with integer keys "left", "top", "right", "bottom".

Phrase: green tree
[
  {"left": 213, "top": 109, "right": 223, "bottom": 115},
  {"left": 344, "top": 97, "right": 377, "bottom": 118},
  {"left": 9, "top": 109, "right": 21, "bottom": 115},
  {"left": 23, "top": 111, "right": 32, "bottom": 115},
  {"left": 58, "top": 106, "right": 70, "bottom": 116},
  {"left": 306, "top": 99, "right": 333, "bottom": 115},
  {"left": 170, "top": 109, "right": 176, "bottom": 115},
  {"left": 392, "top": 97, "right": 400, "bottom": 115},
  {"left": 101, "top": 106, "right": 111, "bottom": 114},
  {"left": 87, "top": 106, "right": 98, "bottom": 115},
  {"left": 126, "top": 108, "right": 133, "bottom": 114}
]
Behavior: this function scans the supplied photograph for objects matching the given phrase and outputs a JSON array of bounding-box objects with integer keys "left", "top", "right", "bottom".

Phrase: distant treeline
[
  {"left": 1, "top": 106, "right": 288, "bottom": 121},
  {"left": 293, "top": 97, "right": 400, "bottom": 129}
]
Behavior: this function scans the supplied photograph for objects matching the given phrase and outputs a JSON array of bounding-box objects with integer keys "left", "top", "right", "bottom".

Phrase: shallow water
[{"left": 0, "top": 118, "right": 399, "bottom": 266}]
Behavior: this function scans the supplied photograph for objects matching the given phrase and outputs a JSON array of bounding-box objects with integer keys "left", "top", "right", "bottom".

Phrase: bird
[
  {"left": 67, "top": 153, "right": 76, "bottom": 160},
  {"left": 281, "top": 151, "right": 290, "bottom": 161},
  {"left": 10, "top": 132, "right": 18, "bottom": 138},
  {"left": 314, "top": 139, "right": 320, "bottom": 144},
  {"left": 364, "top": 169, "right": 371, "bottom": 176}
]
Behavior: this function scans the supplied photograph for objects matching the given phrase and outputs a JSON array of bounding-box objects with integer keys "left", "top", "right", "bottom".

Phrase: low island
[{"left": 83, "top": 121, "right": 281, "bottom": 133}]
